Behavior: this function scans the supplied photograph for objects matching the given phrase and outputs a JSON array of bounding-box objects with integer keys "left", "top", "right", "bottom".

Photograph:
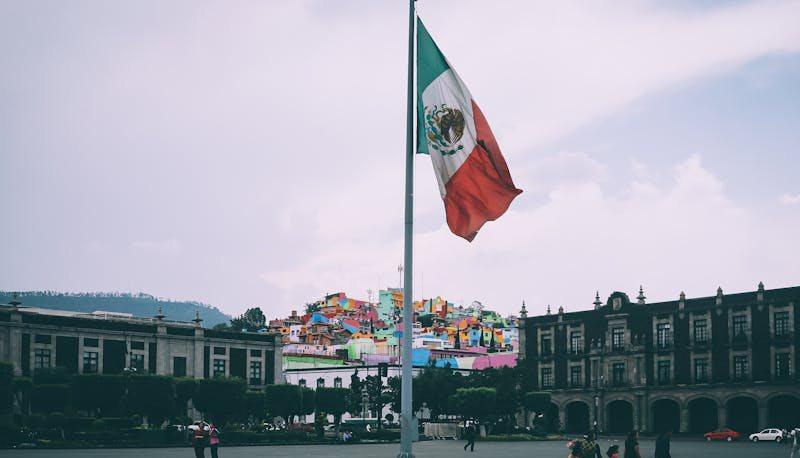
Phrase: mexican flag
[{"left": 417, "top": 18, "right": 522, "bottom": 242}]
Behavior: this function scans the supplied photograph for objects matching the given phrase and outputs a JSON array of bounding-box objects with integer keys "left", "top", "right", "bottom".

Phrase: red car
[{"left": 704, "top": 428, "right": 740, "bottom": 442}]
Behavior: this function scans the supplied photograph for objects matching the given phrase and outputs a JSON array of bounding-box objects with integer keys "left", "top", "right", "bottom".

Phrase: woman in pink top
[{"left": 209, "top": 424, "right": 220, "bottom": 458}]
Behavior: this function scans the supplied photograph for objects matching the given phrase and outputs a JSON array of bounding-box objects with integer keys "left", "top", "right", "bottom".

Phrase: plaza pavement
[{"left": 2, "top": 438, "right": 786, "bottom": 458}]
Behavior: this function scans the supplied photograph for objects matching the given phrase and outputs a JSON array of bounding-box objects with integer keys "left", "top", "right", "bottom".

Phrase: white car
[{"left": 749, "top": 428, "right": 784, "bottom": 442}]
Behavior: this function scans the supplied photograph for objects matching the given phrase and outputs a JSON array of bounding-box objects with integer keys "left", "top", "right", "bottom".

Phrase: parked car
[
  {"left": 704, "top": 428, "right": 740, "bottom": 441},
  {"left": 749, "top": 428, "right": 784, "bottom": 442}
]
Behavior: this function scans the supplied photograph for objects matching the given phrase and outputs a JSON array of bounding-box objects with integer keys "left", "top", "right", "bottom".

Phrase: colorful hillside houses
[{"left": 268, "top": 290, "right": 520, "bottom": 371}]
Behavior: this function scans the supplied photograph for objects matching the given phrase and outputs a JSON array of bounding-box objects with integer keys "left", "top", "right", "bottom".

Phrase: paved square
[{"left": 2, "top": 438, "right": 786, "bottom": 458}]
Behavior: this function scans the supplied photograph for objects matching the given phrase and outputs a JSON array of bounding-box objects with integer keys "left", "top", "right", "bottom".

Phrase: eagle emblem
[{"left": 424, "top": 104, "right": 466, "bottom": 156}]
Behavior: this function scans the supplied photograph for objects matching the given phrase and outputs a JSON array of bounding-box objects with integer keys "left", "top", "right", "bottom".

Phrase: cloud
[
  {"left": 779, "top": 193, "right": 800, "bottom": 205},
  {"left": 1, "top": 0, "right": 799, "bottom": 315},
  {"left": 263, "top": 154, "right": 800, "bottom": 315}
]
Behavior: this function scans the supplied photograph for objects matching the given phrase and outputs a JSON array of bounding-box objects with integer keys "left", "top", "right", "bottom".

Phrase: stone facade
[
  {"left": 520, "top": 284, "right": 800, "bottom": 435},
  {"left": 0, "top": 304, "right": 282, "bottom": 387}
]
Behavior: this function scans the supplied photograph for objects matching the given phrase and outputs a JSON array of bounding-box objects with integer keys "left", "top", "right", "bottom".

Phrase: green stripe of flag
[{"left": 416, "top": 18, "right": 449, "bottom": 154}]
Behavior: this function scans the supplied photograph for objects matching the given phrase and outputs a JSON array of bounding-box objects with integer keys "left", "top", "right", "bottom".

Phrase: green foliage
[
  {"left": 12, "top": 376, "right": 33, "bottom": 414},
  {"left": 229, "top": 307, "right": 267, "bottom": 332},
  {"left": 315, "top": 387, "right": 348, "bottom": 417},
  {"left": 348, "top": 371, "right": 364, "bottom": 416},
  {"left": 175, "top": 377, "right": 197, "bottom": 416},
  {"left": 264, "top": 384, "right": 301, "bottom": 423},
  {"left": 31, "top": 384, "right": 70, "bottom": 413},
  {"left": 0, "top": 361, "right": 14, "bottom": 413},
  {"left": 298, "top": 386, "right": 315, "bottom": 418},
  {"left": 523, "top": 392, "right": 551, "bottom": 415},
  {"left": 245, "top": 391, "right": 266, "bottom": 421},
  {"left": 413, "top": 365, "right": 463, "bottom": 419},
  {"left": 450, "top": 387, "right": 496, "bottom": 423},
  {"left": 34, "top": 367, "right": 71, "bottom": 385},
  {"left": 72, "top": 374, "right": 127, "bottom": 417},
  {"left": 125, "top": 375, "right": 175, "bottom": 426},
  {"left": 193, "top": 377, "right": 247, "bottom": 425}
]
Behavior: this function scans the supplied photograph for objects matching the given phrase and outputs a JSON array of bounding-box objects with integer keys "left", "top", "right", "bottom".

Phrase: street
[{"left": 2, "top": 438, "right": 788, "bottom": 458}]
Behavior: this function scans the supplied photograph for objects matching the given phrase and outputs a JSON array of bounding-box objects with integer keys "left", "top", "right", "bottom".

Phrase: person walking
[
  {"left": 463, "top": 421, "right": 476, "bottom": 452},
  {"left": 209, "top": 424, "right": 221, "bottom": 458},
  {"left": 189, "top": 421, "right": 209, "bottom": 458},
  {"left": 790, "top": 428, "right": 800, "bottom": 458},
  {"left": 655, "top": 430, "right": 672, "bottom": 458},
  {"left": 623, "top": 430, "right": 641, "bottom": 458},
  {"left": 586, "top": 431, "right": 603, "bottom": 458}
]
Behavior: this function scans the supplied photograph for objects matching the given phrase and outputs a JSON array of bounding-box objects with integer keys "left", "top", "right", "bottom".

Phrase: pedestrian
[
  {"left": 209, "top": 423, "right": 221, "bottom": 458},
  {"left": 189, "top": 421, "right": 209, "bottom": 458},
  {"left": 586, "top": 431, "right": 602, "bottom": 458},
  {"left": 655, "top": 429, "right": 671, "bottom": 458},
  {"left": 791, "top": 428, "right": 800, "bottom": 458},
  {"left": 606, "top": 445, "right": 620, "bottom": 458},
  {"left": 623, "top": 430, "right": 641, "bottom": 458},
  {"left": 463, "top": 421, "right": 476, "bottom": 452}
]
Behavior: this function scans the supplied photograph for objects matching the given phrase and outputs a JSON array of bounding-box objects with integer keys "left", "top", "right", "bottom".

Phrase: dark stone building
[
  {"left": 0, "top": 300, "right": 282, "bottom": 386},
  {"left": 519, "top": 283, "right": 800, "bottom": 435}
]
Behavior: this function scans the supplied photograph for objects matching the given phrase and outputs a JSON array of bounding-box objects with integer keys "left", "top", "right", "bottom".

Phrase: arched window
[
  {"left": 334, "top": 377, "right": 342, "bottom": 388},
  {"left": 317, "top": 378, "right": 325, "bottom": 388},
  {"left": 298, "top": 379, "right": 306, "bottom": 387}
]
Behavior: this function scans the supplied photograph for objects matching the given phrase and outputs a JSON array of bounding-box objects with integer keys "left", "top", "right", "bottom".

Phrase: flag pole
[{"left": 399, "top": 0, "right": 415, "bottom": 457}]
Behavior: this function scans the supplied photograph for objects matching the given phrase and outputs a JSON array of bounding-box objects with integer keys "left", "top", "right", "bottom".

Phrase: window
[
  {"left": 733, "top": 315, "right": 747, "bottom": 338},
  {"left": 298, "top": 379, "right": 306, "bottom": 388},
  {"left": 733, "top": 355, "right": 749, "bottom": 380},
  {"left": 35, "top": 334, "right": 52, "bottom": 344},
  {"left": 334, "top": 377, "right": 342, "bottom": 388},
  {"left": 657, "top": 323, "right": 671, "bottom": 349},
  {"left": 657, "top": 360, "right": 671, "bottom": 385},
  {"left": 213, "top": 347, "right": 227, "bottom": 355},
  {"left": 570, "top": 331, "right": 582, "bottom": 354},
  {"left": 612, "top": 362, "right": 625, "bottom": 386},
  {"left": 695, "top": 358, "right": 709, "bottom": 383},
  {"left": 570, "top": 365, "right": 582, "bottom": 387},
  {"left": 34, "top": 348, "right": 51, "bottom": 369},
  {"left": 316, "top": 378, "right": 325, "bottom": 388},
  {"left": 775, "top": 311, "right": 790, "bottom": 337},
  {"left": 130, "top": 353, "right": 145, "bottom": 372},
  {"left": 173, "top": 357, "right": 187, "bottom": 377},
  {"left": 249, "top": 361, "right": 262, "bottom": 385},
  {"left": 84, "top": 338, "right": 99, "bottom": 347},
  {"left": 130, "top": 341, "right": 145, "bottom": 350},
  {"left": 83, "top": 351, "right": 98, "bottom": 373},
  {"left": 541, "top": 336, "right": 552, "bottom": 356},
  {"left": 694, "top": 319, "right": 708, "bottom": 343},
  {"left": 776, "top": 353, "right": 791, "bottom": 379},
  {"left": 541, "top": 367, "right": 553, "bottom": 389},
  {"left": 250, "top": 349, "right": 262, "bottom": 358},
  {"left": 213, "top": 359, "right": 226, "bottom": 377},
  {"left": 612, "top": 328, "right": 625, "bottom": 350}
]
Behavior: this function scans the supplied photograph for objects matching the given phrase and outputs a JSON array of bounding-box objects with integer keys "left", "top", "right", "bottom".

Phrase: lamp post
[{"left": 594, "top": 374, "right": 604, "bottom": 437}]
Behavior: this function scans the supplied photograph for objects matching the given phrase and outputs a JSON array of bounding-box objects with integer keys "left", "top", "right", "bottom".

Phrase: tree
[
  {"left": 0, "top": 362, "right": 14, "bottom": 414},
  {"left": 364, "top": 375, "right": 389, "bottom": 430},
  {"left": 175, "top": 377, "right": 197, "bottom": 419},
  {"left": 264, "top": 384, "right": 302, "bottom": 425},
  {"left": 493, "top": 366, "right": 520, "bottom": 434},
  {"left": 12, "top": 376, "right": 33, "bottom": 415},
  {"left": 72, "top": 374, "right": 127, "bottom": 417},
  {"left": 125, "top": 375, "right": 176, "bottom": 427},
  {"left": 523, "top": 392, "right": 551, "bottom": 433},
  {"left": 297, "top": 386, "right": 315, "bottom": 422},
  {"left": 193, "top": 378, "right": 246, "bottom": 425},
  {"left": 229, "top": 307, "right": 267, "bottom": 332},
  {"left": 414, "top": 365, "right": 463, "bottom": 421},
  {"left": 30, "top": 384, "right": 70, "bottom": 414},
  {"left": 450, "top": 387, "right": 496, "bottom": 427},
  {"left": 245, "top": 391, "right": 266, "bottom": 423},
  {"left": 347, "top": 370, "right": 364, "bottom": 416},
  {"left": 33, "top": 367, "right": 70, "bottom": 385},
  {"left": 316, "top": 387, "right": 348, "bottom": 437}
]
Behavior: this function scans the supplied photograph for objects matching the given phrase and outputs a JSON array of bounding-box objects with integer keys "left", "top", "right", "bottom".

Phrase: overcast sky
[{"left": 2, "top": 0, "right": 799, "bottom": 319}]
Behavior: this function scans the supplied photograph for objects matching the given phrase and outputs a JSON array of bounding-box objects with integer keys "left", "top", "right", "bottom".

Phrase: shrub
[
  {"left": 0, "top": 361, "right": 13, "bottom": 414},
  {"left": 193, "top": 378, "right": 246, "bottom": 425},
  {"left": 30, "top": 384, "right": 70, "bottom": 414},
  {"left": 125, "top": 375, "right": 175, "bottom": 427},
  {"left": 72, "top": 374, "right": 126, "bottom": 417}
]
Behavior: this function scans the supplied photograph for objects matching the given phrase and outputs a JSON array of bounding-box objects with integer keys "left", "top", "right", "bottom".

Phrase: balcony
[
  {"left": 569, "top": 339, "right": 584, "bottom": 356},
  {"left": 773, "top": 331, "right": 794, "bottom": 345}
]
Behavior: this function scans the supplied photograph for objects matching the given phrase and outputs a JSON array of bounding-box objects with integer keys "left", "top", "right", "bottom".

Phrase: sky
[{"left": 1, "top": 0, "right": 799, "bottom": 319}]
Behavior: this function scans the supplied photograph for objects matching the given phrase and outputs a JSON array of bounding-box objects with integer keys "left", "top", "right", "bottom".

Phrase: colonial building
[
  {"left": 519, "top": 283, "right": 800, "bottom": 435},
  {"left": 0, "top": 298, "right": 282, "bottom": 386}
]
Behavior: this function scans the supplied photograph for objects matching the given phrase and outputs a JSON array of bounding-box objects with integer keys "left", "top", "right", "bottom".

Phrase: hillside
[{"left": 0, "top": 291, "right": 231, "bottom": 327}]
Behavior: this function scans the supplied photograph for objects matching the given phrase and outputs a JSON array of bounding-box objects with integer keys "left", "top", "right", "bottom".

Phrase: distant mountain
[{"left": 0, "top": 291, "right": 231, "bottom": 327}]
